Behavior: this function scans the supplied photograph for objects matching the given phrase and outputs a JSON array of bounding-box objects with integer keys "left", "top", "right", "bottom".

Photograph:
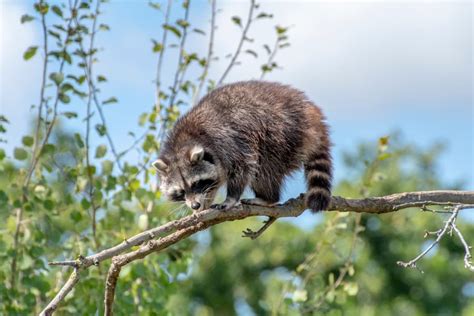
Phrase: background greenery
[{"left": 0, "top": 1, "right": 472, "bottom": 315}]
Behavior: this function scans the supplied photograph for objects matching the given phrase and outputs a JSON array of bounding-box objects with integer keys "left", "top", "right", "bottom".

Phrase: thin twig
[
  {"left": 397, "top": 205, "right": 463, "bottom": 272},
  {"left": 159, "top": 0, "right": 191, "bottom": 143},
  {"left": 81, "top": 0, "right": 102, "bottom": 245},
  {"left": 40, "top": 269, "right": 81, "bottom": 316},
  {"left": 155, "top": 0, "right": 173, "bottom": 106},
  {"left": 217, "top": 0, "right": 256, "bottom": 85},
  {"left": 192, "top": 0, "right": 216, "bottom": 105},
  {"left": 260, "top": 34, "right": 279, "bottom": 80}
]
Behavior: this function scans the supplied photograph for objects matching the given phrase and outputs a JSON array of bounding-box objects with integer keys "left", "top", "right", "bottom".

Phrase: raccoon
[{"left": 153, "top": 81, "right": 332, "bottom": 213}]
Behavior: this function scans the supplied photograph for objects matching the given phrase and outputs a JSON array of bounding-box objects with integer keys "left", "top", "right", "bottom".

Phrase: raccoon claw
[
  {"left": 210, "top": 203, "right": 226, "bottom": 210},
  {"left": 210, "top": 199, "right": 239, "bottom": 211},
  {"left": 241, "top": 198, "right": 277, "bottom": 207}
]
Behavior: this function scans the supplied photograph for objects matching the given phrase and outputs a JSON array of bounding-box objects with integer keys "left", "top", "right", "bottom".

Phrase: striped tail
[{"left": 304, "top": 150, "right": 333, "bottom": 212}]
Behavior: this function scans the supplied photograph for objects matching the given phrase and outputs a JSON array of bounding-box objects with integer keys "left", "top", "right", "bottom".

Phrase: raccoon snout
[{"left": 191, "top": 202, "right": 201, "bottom": 210}]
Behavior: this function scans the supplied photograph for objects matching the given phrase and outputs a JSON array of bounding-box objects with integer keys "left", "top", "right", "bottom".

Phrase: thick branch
[{"left": 41, "top": 190, "right": 474, "bottom": 315}]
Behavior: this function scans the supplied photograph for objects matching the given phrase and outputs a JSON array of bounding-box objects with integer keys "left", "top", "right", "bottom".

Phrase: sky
[{"left": 1, "top": 0, "right": 473, "bottom": 210}]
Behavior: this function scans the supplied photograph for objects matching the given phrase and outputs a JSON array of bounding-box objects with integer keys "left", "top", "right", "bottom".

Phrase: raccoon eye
[
  {"left": 191, "top": 179, "right": 216, "bottom": 193},
  {"left": 170, "top": 190, "right": 185, "bottom": 202}
]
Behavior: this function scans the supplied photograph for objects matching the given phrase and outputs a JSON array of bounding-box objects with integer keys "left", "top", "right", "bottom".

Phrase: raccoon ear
[
  {"left": 152, "top": 159, "right": 168, "bottom": 173},
  {"left": 189, "top": 145, "right": 204, "bottom": 162}
]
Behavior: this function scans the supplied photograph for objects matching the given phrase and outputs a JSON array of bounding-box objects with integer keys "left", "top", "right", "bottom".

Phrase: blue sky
[{"left": 1, "top": 0, "right": 473, "bottom": 204}]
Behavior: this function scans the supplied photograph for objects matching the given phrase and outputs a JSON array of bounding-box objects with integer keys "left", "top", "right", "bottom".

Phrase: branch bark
[{"left": 40, "top": 190, "right": 474, "bottom": 315}]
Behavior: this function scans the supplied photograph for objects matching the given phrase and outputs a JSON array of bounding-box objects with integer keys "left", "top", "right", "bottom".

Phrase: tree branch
[
  {"left": 217, "top": 0, "right": 256, "bottom": 85},
  {"left": 192, "top": 0, "right": 216, "bottom": 105},
  {"left": 41, "top": 190, "right": 474, "bottom": 315}
]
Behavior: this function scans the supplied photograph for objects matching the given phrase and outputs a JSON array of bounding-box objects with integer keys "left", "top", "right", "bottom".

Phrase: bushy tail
[{"left": 304, "top": 150, "right": 332, "bottom": 212}]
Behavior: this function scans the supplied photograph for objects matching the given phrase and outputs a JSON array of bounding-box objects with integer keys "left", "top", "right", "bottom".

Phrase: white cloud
[
  {"left": 0, "top": 1, "right": 41, "bottom": 148},
  {"left": 210, "top": 1, "right": 472, "bottom": 119}
]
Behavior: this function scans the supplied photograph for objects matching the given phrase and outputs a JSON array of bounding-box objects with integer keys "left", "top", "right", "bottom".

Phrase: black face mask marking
[{"left": 190, "top": 179, "right": 216, "bottom": 194}]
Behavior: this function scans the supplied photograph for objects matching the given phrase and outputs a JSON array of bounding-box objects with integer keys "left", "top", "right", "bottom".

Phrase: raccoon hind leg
[{"left": 242, "top": 172, "right": 283, "bottom": 207}]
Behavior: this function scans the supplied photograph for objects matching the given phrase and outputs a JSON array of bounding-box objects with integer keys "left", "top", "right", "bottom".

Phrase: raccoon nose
[{"left": 191, "top": 202, "right": 201, "bottom": 210}]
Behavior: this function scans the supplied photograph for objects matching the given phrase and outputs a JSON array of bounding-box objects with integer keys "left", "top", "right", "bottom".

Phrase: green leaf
[
  {"left": 163, "top": 24, "right": 181, "bottom": 37},
  {"left": 74, "top": 133, "right": 85, "bottom": 148},
  {"left": 245, "top": 49, "right": 258, "bottom": 58},
  {"left": 70, "top": 210, "right": 82, "bottom": 222},
  {"left": 60, "top": 82, "right": 73, "bottom": 93},
  {"left": 58, "top": 93, "right": 70, "bottom": 104},
  {"left": 21, "top": 14, "right": 35, "bottom": 23},
  {"left": 292, "top": 289, "right": 307, "bottom": 303},
  {"left": 231, "top": 16, "right": 242, "bottom": 27},
  {"left": 14, "top": 148, "right": 28, "bottom": 160},
  {"left": 256, "top": 12, "right": 273, "bottom": 19},
  {"left": 102, "top": 160, "right": 114, "bottom": 175},
  {"left": 81, "top": 198, "right": 91, "bottom": 210},
  {"left": 97, "top": 75, "right": 107, "bottom": 82},
  {"left": 62, "top": 111, "right": 78, "bottom": 119},
  {"left": 99, "top": 24, "right": 110, "bottom": 31},
  {"left": 193, "top": 28, "right": 206, "bottom": 35},
  {"left": 129, "top": 179, "right": 140, "bottom": 192},
  {"left": 149, "top": 2, "right": 161, "bottom": 10},
  {"left": 0, "top": 190, "right": 8, "bottom": 203},
  {"left": 276, "top": 25, "right": 287, "bottom": 34},
  {"left": 102, "top": 97, "right": 118, "bottom": 105},
  {"left": 23, "top": 46, "right": 38, "bottom": 60},
  {"left": 49, "top": 72, "right": 64, "bottom": 85},
  {"left": 22, "top": 136, "right": 34, "bottom": 147},
  {"left": 34, "top": 2, "right": 49, "bottom": 15},
  {"left": 51, "top": 5, "right": 63, "bottom": 17},
  {"left": 263, "top": 44, "right": 271, "bottom": 55},
  {"left": 344, "top": 282, "right": 359, "bottom": 296},
  {"left": 95, "top": 124, "right": 107, "bottom": 136},
  {"left": 0, "top": 148, "right": 5, "bottom": 160},
  {"left": 177, "top": 19, "right": 189, "bottom": 28},
  {"left": 152, "top": 40, "right": 163, "bottom": 53},
  {"left": 42, "top": 144, "right": 55, "bottom": 155},
  {"left": 95, "top": 144, "right": 107, "bottom": 158},
  {"left": 43, "top": 199, "right": 55, "bottom": 210}
]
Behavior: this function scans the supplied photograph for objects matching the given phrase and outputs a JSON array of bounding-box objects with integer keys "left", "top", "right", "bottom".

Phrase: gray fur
[{"left": 154, "top": 81, "right": 332, "bottom": 212}]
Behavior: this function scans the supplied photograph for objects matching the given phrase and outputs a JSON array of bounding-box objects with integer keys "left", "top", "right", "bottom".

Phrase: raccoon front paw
[
  {"left": 241, "top": 198, "right": 277, "bottom": 207},
  {"left": 210, "top": 199, "right": 239, "bottom": 211}
]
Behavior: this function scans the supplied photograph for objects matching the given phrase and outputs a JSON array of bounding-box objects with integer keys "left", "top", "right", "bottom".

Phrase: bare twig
[
  {"left": 41, "top": 190, "right": 474, "bottom": 314},
  {"left": 104, "top": 223, "right": 209, "bottom": 315},
  {"left": 452, "top": 222, "right": 474, "bottom": 271},
  {"left": 31, "top": 1, "right": 49, "bottom": 169},
  {"left": 242, "top": 216, "right": 276, "bottom": 239},
  {"left": 40, "top": 269, "right": 81, "bottom": 316},
  {"left": 260, "top": 34, "right": 279, "bottom": 80},
  {"left": 397, "top": 204, "right": 474, "bottom": 272},
  {"left": 158, "top": 0, "right": 191, "bottom": 143},
  {"left": 397, "top": 207, "right": 459, "bottom": 272},
  {"left": 155, "top": 0, "right": 173, "bottom": 105},
  {"left": 81, "top": 0, "right": 102, "bottom": 245},
  {"left": 217, "top": 0, "right": 256, "bottom": 85},
  {"left": 192, "top": 0, "right": 216, "bottom": 105}
]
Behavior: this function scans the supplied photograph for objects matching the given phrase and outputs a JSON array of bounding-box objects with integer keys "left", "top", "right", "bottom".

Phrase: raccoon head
[{"left": 153, "top": 145, "right": 222, "bottom": 212}]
